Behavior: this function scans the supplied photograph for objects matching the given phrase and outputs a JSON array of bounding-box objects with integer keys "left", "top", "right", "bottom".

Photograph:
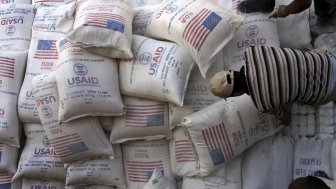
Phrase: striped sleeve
[{"left": 244, "top": 46, "right": 332, "bottom": 113}]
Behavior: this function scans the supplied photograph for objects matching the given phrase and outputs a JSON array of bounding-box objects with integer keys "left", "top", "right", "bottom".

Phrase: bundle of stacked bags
[{"left": 0, "top": 0, "right": 335, "bottom": 188}]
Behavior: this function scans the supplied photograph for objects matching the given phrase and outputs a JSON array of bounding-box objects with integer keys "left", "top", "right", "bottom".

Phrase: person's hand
[{"left": 269, "top": 5, "right": 289, "bottom": 18}]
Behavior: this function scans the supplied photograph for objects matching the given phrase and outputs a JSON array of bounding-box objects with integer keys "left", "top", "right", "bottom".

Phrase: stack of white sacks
[{"left": 0, "top": 0, "right": 335, "bottom": 188}]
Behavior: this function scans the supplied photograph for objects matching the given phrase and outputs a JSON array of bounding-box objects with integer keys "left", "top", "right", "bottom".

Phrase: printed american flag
[
  {"left": 231, "top": 0, "right": 241, "bottom": 10},
  {"left": 34, "top": 40, "right": 58, "bottom": 59},
  {"left": 0, "top": 56, "right": 15, "bottom": 79},
  {"left": 83, "top": 13, "right": 125, "bottom": 33},
  {"left": 125, "top": 104, "right": 165, "bottom": 127},
  {"left": 126, "top": 161, "right": 164, "bottom": 183},
  {"left": 182, "top": 8, "right": 222, "bottom": 51},
  {"left": 0, "top": 173, "right": 12, "bottom": 189},
  {"left": 175, "top": 140, "right": 196, "bottom": 163},
  {"left": 58, "top": 38, "right": 75, "bottom": 53},
  {"left": 49, "top": 133, "right": 88, "bottom": 158},
  {"left": 202, "top": 123, "right": 234, "bottom": 166}
]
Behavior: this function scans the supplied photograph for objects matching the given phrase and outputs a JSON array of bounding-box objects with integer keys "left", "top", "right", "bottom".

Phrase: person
[
  {"left": 209, "top": 46, "right": 336, "bottom": 123},
  {"left": 288, "top": 176, "right": 331, "bottom": 189},
  {"left": 268, "top": 0, "right": 312, "bottom": 18},
  {"left": 288, "top": 171, "right": 333, "bottom": 189},
  {"left": 237, "top": 0, "right": 336, "bottom": 21},
  {"left": 237, "top": 0, "right": 276, "bottom": 14}
]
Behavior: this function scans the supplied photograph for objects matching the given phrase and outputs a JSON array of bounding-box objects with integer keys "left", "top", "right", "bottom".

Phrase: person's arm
[{"left": 269, "top": 0, "right": 312, "bottom": 18}]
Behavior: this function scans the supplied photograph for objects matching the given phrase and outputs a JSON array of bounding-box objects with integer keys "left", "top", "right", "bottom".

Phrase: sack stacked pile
[{"left": 0, "top": 0, "right": 335, "bottom": 189}]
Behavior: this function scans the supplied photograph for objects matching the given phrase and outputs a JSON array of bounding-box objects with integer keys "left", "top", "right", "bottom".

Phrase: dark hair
[
  {"left": 237, "top": 0, "right": 275, "bottom": 13},
  {"left": 288, "top": 176, "right": 331, "bottom": 189}
]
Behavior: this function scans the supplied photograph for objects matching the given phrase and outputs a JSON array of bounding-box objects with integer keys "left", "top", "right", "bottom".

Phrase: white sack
[
  {"left": 209, "top": 0, "right": 235, "bottom": 10},
  {"left": 99, "top": 116, "right": 114, "bottom": 132},
  {"left": 119, "top": 35, "right": 194, "bottom": 106},
  {"left": 0, "top": 50, "right": 27, "bottom": 147},
  {"left": 222, "top": 13, "right": 280, "bottom": 71},
  {"left": 0, "top": 173, "right": 21, "bottom": 189},
  {"left": 0, "top": 142, "right": 18, "bottom": 174},
  {"left": 289, "top": 104, "right": 300, "bottom": 137},
  {"left": 132, "top": 5, "right": 160, "bottom": 35},
  {"left": 169, "top": 127, "right": 198, "bottom": 177},
  {"left": 56, "top": 38, "right": 125, "bottom": 122},
  {"left": 316, "top": 102, "right": 335, "bottom": 135},
  {"left": 182, "top": 156, "right": 242, "bottom": 189},
  {"left": 297, "top": 112, "right": 316, "bottom": 137},
  {"left": 306, "top": 114, "right": 316, "bottom": 137},
  {"left": 242, "top": 136, "right": 272, "bottom": 189},
  {"left": 289, "top": 118, "right": 299, "bottom": 138},
  {"left": 47, "top": 117, "right": 114, "bottom": 163},
  {"left": 331, "top": 139, "right": 336, "bottom": 179},
  {"left": 0, "top": 4, "right": 34, "bottom": 50},
  {"left": 183, "top": 155, "right": 243, "bottom": 189},
  {"left": 182, "top": 94, "right": 282, "bottom": 176},
  {"left": 66, "top": 144, "right": 126, "bottom": 188},
  {"left": 33, "top": 0, "right": 74, "bottom": 6},
  {"left": 298, "top": 115, "right": 308, "bottom": 137},
  {"left": 110, "top": 96, "right": 170, "bottom": 143},
  {"left": 32, "top": 2, "right": 76, "bottom": 36},
  {"left": 182, "top": 178, "right": 230, "bottom": 189},
  {"left": 128, "top": 0, "right": 162, "bottom": 8},
  {"left": 143, "top": 168, "right": 176, "bottom": 189},
  {"left": 32, "top": 72, "right": 59, "bottom": 126},
  {"left": 145, "top": 0, "right": 244, "bottom": 77},
  {"left": 269, "top": 134, "right": 294, "bottom": 189},
  {"left": 293, "top": 136, "right": 333, "bottom": 179},
  {"left": 32, "top": 72, "right": 114, "bottom": 163},
  {"left": 242, "top": 134, "right": 294, "bottom": 189},
  {"left": 0, "top": 0, "right": 31, "bottom": 4},
  {"left": 21, "top": 179, "right": 65, "bottom": 189},
  {"left": 18, "top": 32, "right": 65, "bottom": 123},
  {"left": 275, "top": 0, "right": 311, "bottom": 48},
  {"left": 13, "top": 123, "right": 66, "bottom": 181},
  {"left": 67, "top": 0, "right": 133, "bottom": 59},
  {"left": 122, "top": 139, "right": 176, "bottom": 189},
  {"left": 168, "top": 52, "right": 224, "bottom": 128}
]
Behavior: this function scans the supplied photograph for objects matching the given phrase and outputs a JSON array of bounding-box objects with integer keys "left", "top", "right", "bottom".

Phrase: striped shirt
[{"left": 244, "top": 46, "right": 335, "bottom": 115}]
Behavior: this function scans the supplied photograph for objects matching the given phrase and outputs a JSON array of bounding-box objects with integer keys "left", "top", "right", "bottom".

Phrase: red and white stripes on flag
[
  {"left": 58, "top": 39, "right": 76, "bottom": 53},
  {"left": 126, "top": 160, "right": 164, "bottom": 183},
  {"left": 175, "top": 140, "right": 196, "bottom": 163},
  {"left": 34, "top": 40, "right": 58, "bottom": 60},
  {"left": 49, "top": 133, "right": 88, "bottom": 158},
  {"left": 231, "top": 0, "right": 241, "bottom": 10},
  {"left": 182, "top": 8, "right": 222, "bottom": 51},
  {"left": 0, "top": 56, "right": 15, "bottom": 79},
  {"left": 202, "top": 123, "right": 234, "bottom": 165},
  {"left": 83, "top": 13, "right": 125, "bottom": 32},
  {"left": 125, "top": 104, "right": 165, "bottom": 127},
  {"left": 0, "top": 173, "right": 12, "bottom": 184}
]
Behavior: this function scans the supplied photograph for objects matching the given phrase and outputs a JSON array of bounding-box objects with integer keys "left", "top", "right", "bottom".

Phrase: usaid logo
[
  {"left": 245, "top": 25, "right": 259, "bottom": 38},
  {"left": 42, "top": 135, "right": 51, "bottom": 147},
  {"left": 138, "top": 52, "right": 152, "bottom": 65},
  {"left": 40, "top": 178, "right": 49, "bottom": 185},
  {"left": 5, "top": 25, "right": 15, "bottom": 36},
  {"left": 42, "top": 105, "right": 52, "bottom": 119},
  {"left": 73, "top": 63, "right": 88, "bottom": 76},
  {"left": 248, "top": 123, "right": 259, "bottom": 136},
  {"left": 166, "top": 5, "right": 178, "bottom": 14},
  {"left": 0, "top": 109, "right": 4, "bottom": 115}
]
